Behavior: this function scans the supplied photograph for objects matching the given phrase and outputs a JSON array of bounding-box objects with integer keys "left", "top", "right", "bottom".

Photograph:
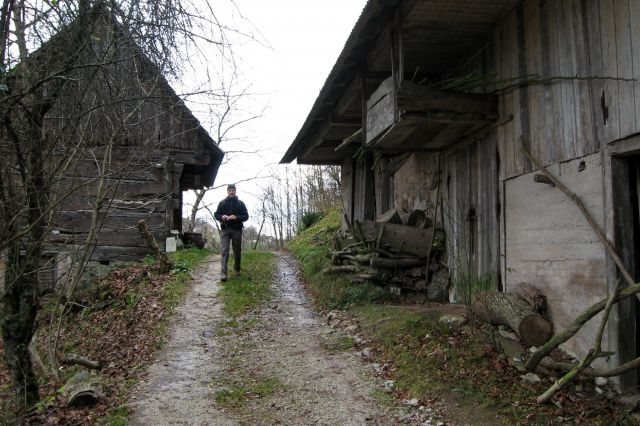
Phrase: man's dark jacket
[{"left": 214, "top": 196, "right": 249, "bottom": 230}]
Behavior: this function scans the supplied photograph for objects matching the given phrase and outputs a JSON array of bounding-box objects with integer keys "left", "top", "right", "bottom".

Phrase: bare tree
[{"left": 0, "top": 0, "right": 243, "bottom": 408}]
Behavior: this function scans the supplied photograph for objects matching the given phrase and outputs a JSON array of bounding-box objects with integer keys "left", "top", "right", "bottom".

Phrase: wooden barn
[
  {"left": 282, "top": 0, "right": 640, "bottom": 389},
  {"left": 1, "top": 6, "right": 223, "bottom": 290}
]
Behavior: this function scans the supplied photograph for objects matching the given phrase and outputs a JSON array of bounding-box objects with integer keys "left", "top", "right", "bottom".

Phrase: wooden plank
[
  {"left": 582, "top": 0, "right": 606, "bottom": 150},
  {"left": 600, "top": 0, "right": 622, "bottom": 143},
  {"left": 54, "top": 210, "right": 165, "bottom": 232},
  {"left": 538, "top": 0, "right": 557, "bottom": 166},
  {"left": 614, "top": 0, "right": 636, "bottom": 139},
  {"left": 501, "top": 11, "right": 517, "bottom": 178},
  {"left": 89, "top": 246, "right": 155, "bottom": 262},
  {"left": 571, "top": 0, "right": 596, "bottom": 157},
  {"left": 557, "top": 0, "right": 578, "bottom": 160},
  {"left": 360, "top": 220, "right": 434, "bottom": 257},
  {"left": 523, "top": 0, "right": 543, "bottom": 165},
  {"left": 632, "top": 0, "right": 640, "bottom": 131},
  {"left": 397, "top": 80, "right": 498, "bottom": 115},
  {"left": 366, "top": 77, "right": 396, "bottom": 143}
]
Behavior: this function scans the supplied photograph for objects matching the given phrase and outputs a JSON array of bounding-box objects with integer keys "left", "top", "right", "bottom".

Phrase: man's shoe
[{"left": 220, "top": 273, "right": 227, "bottom": 282}]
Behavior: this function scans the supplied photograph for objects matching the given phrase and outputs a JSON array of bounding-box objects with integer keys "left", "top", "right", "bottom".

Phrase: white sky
[{"left": 183, "top": 0, "right": 367, "bottom": 230}]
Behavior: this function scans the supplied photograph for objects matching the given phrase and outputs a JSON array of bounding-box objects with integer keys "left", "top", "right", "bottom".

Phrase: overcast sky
[{"left": 183, "top": 0, "right": 367, "bottom": 229}]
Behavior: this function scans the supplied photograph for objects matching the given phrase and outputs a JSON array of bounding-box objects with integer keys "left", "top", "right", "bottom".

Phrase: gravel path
[{"left": 127, "top": 252, "right": 406, "bottom": 425}]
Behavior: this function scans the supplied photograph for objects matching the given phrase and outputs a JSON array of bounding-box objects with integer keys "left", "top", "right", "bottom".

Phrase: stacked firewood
[{"left": 323, "top": 208, "right": 448, "bottom": 299}]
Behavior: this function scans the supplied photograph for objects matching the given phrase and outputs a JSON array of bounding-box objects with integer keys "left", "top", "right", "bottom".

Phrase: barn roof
[
  {"left": 281, "top": 0, "right": 517, "bottom": 165},
  {"left": 11, "top": 4, "right": 224, "bottom": 189}
]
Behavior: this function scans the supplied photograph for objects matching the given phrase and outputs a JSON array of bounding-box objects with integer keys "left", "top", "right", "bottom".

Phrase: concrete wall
[{"left": 504, "top": 152, "right": 610, "bottom": 360}]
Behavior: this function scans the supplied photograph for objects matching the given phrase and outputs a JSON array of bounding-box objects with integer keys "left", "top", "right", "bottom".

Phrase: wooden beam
[
  {"left": 360, "top": 220, "right": 433, "bottom": 257},
  {"left": 397, "top": 79, "right": 498, "bottom": 115}
]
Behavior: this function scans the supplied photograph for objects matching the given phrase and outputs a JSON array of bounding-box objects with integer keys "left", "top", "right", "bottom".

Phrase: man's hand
[
  {"left": 228, "top": 214, "right": 237, "bottom": 220},
  {"left": 222, "top": 215, "right": 228, "bottom": 221}
]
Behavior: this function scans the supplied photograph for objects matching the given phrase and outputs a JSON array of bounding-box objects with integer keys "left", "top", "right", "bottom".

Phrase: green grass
[
  {"left": 286, "top": 208, "right": 390, "bottom": 309},
  {"left": 218, "top": 251, "right": 276, "bottom": 317},
  {"left": 215, "top": 376, "right": 282, "bottom": 409}
]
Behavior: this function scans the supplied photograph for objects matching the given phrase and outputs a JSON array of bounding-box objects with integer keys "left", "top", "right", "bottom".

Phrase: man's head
[{"left": 227, "top": 184, "right": 237, "bottom": 197}]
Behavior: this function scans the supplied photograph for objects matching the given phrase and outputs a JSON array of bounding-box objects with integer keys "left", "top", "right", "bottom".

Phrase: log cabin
[
  {"left": 0, "top": 6, "right": 224, "bottom": 292},
  {"left": 281, "top": 0, "right": 640, "bottom": 390}
]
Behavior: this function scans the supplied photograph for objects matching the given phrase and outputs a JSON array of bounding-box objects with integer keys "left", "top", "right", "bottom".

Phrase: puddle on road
[{"left": 276, "top": 252, "right": 315, "bottom": 324}]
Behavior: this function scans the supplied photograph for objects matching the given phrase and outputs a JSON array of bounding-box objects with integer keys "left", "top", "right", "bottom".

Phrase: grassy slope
[
  {"left": 286, "top": 210, "right": 633, "bottom": 425},
  {"left": 286, "top": 208, "right": 389, "bottom": 310}
]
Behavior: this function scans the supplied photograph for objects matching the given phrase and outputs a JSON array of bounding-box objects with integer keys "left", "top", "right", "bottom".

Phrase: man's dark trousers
[{"left": 220, "top": 228, "right": 242, "bottom": 276}]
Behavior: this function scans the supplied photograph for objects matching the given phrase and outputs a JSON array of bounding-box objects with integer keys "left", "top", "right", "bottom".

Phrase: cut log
[
  {"left": 376, "top": 208, "right": 403, "bottom": 225},
  {"left": 370, "top": 257, "right": 426, "bottom": 269},
  {"left": 472, "top": 291, "right": 553, "bottom": 346},
  {"left": 360, "top": 220, "right": 433, "bottom": 257},
  {"left": 322, "top": 265, "right": 360, "bottom": 274},
  {"left": 512, "top": 282, "right": 547, "bottom": 314},
  {"left": 64, "top": 371, "right": 103, "bottom": 407},
  {"left": 406, "top": 209, "right": 432, "bottom": 229}
]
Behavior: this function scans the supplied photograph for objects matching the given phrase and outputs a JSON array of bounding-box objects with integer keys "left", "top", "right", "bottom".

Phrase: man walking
[{"left": 214, "top": 184, "right": 249, "bottom": 281}]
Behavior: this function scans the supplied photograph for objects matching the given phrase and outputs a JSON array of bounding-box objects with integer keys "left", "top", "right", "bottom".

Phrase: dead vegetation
[{"left": 0, "top": 249, "right": 208, "bottom": 425}]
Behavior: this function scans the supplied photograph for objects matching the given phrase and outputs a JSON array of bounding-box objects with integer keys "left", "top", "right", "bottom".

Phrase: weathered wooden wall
[
  {"left": 441, "top": 135, "right": 501, "bottom": 296},
  {"left": 486, "top": 0, "right": 640, "bottom": 372},
  {"left": 491, "top": 0, "right": 640, "bottom": 180},
  {"left": 352, "top": 153, "right": 376, "bottom": 222},
  {"left": 341, "top": 158, "right": 354, "bottom": 230}
]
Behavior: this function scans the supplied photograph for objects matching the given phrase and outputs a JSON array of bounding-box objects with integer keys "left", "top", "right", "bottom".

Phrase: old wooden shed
[
  {"left": 282, "top": 0, "right": 640, "bottom": 389},
  {"left": 1, "top": 6, "right": 223, "bottom": 288}
]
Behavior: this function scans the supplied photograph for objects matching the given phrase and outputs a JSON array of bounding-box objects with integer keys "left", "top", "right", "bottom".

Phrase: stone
[
  {"left": 344, "top": 324, "right": 358, "bottom": 333},
  {"left": 405, "top": 398, "right": 420, "bottom": 406},
  {"left": 326, "top": 310, "right": 339, "bottom": 324},
  {"left": 438, "top": 314, "right": 465, "bottom": 327},
  {"left": 520, "top": 373, "right": 541, "bottom": 383},
  {"left": 595, "top": 377, "right": 608, "bottom": 387},
  {"left": 383, "top": 380, "right": 395, "bottom": 392},
  {"left": 427, "top": 270, "right": 449, "bottom": 302},
  {"left": 360, "top": 347, "right": 373, "bottom": 358}
]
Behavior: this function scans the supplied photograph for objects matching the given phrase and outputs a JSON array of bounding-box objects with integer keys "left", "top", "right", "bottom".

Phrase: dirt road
[{"left": 127, "top": 252, "right": 414, "bottom": 425}]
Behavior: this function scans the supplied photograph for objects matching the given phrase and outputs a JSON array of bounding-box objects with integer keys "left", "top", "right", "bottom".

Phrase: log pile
[{"left": 325, "top": 208, "right": 449, "bottom": 300}]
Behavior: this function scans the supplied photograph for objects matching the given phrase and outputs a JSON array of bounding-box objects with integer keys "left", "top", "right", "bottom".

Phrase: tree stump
[{"left": 472, "top": 291, "right": 553, "bottom": 346}]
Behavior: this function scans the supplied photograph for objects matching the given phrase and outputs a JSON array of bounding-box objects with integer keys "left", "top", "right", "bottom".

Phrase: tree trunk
[
  {"left": 472, "top": 291, "right": 553, "bottom": 346},
  {"left": 2, "top": 246, "right": 40, "bottom": 407}
]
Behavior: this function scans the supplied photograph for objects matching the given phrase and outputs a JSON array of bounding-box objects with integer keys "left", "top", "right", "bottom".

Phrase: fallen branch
[
  {"left": 519, "top": 137, "right": 637, "bottom": 374},
  {"left": 526, "top": 280, "right": 640, "bottom": 371},
  {"left": 137, "top": 219, "right": 172, "bottom": 272},
  {"left": 536, "top": 282, "right": 620, "bottom": 403},
  {"left": 539, "top": 355, "right": 640, "bottom": 378},
  {"left": 62, "top": 354, "right": 102, "bottom": 370}
]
